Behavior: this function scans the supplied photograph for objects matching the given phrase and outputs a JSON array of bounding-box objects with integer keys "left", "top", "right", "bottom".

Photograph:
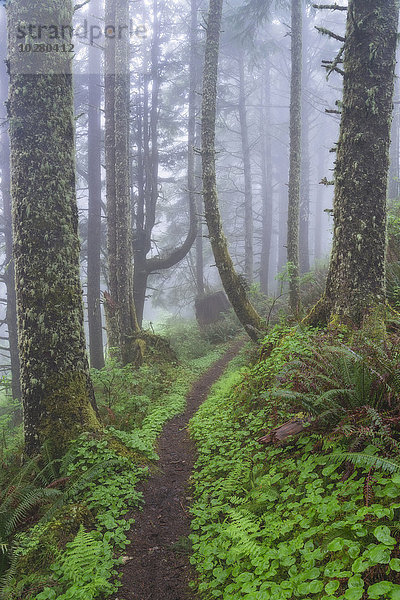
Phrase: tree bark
[
  {"left": 287, "top": 0, "right": 302, "bottom": 315},
  {"left": 104, "top": 0, "right": 119, "bottom": 350},
  {"left": 308, "top": 0, "right": 399, "bottom": 326},
  {"left": 114, "top": 0, "right": 141, "bottom": 364},
  {"left": 201, "top": 0, "right": 263, "bottom": 342},
  {"left": 299, "top": 5, "right": 310, "bottom": 273},
  {"left": 87, "top": 0, "right": 105, "bottom": 369},
  {"left": 388, "top": 55, "right": 400, "bottom": 199},
  {"left": 238, "top": 52, "right": 254, "bottom": 283},
  {"left": 8, "top": 0, "right": 100, "bottom": 456},
  {"left": 260, "top": 61, "right": 273, "bottom": 295},
  {"left": 314, "top": 149, "right": 324, "bottom": 261},
  {"left": 132, "top": 0, "right": 198, "bottom": 324},
  {"left": 0, "top": 9, "right": 20, "bottom": 403}
]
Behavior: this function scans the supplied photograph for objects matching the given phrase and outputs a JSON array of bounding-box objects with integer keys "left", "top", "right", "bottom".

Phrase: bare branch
[{"left": 313, "top": 3, "right": 348, "bottom": 10}]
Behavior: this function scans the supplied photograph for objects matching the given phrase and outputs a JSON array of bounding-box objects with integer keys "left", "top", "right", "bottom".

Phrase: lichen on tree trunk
[
  {"left": 287, "top": 0, "right": 302, "bottom": 316},
  {"left": 308, "top": 0, "right": 399, "bottom": 327},
  {"left": 8, "top": 0, "right": 100, "bottom": 456},
  {"left": 201, "top": 0, "right": 263, "bottom": 342},
  {"left": 87, "top": 0, "right": 105, "bottom": 370}
]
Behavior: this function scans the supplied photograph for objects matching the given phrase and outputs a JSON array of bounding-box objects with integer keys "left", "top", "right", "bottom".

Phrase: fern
[
  {"left": 326, "top": 452, "right": 400, "bottom": 474},
  {"left": 39, "top": 525, "right": 115, "bottom": 600},
  {"left": 224, "top": 509, "right": 262, "bottom": 559}
]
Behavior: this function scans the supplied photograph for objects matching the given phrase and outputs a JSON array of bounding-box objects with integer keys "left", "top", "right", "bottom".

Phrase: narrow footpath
[{"left": 112, "top": 341, "right": 244, "bottom": 600}]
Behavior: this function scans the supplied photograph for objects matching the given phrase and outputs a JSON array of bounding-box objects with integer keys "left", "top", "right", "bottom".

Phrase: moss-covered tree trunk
[
  {"left": 388, "top": 56, "right": 400, "bottom": 199},
  {"left": 201, "top": 0, "right": 263, "bottom": 342},
  {"left": 8, "top": 0, "right": 100, "bottom": 456},
  {"left": 309, "top": 0, "right": 399, "bottom": 326},
  {"left": 87, "top": 0, "right": 104, "bottom": 369},
  {"left": 287, "top": 0, "right": 302, "bottom": 315}
]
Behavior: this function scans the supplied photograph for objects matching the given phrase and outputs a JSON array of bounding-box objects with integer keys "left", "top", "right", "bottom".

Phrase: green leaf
[
  {"left": 309, "top": 580, "right": 324, "bottom": 594},
  {"left": 368, "top": 544, "right": 392, "bottom": 564},
  {"left": 390, "top": 585, "right": 400, "bottom": 600},
  {"left": 391, "top": 558, "right": 400, "bottom": 572},
  {"left": 327, "top": 537, "right": 346, "bottom": 552},
  {"left": 368, "top": 581, "right": 394, "bottom": 599},
  {"left": 373, "top": 526, "right": 396, "bottom": 546},
  {"left": 344, "top": 589, "right": 363, "bottom": 600},
  {"left": 348, "top": 575, "right": 363, "bottom": 588},
  {"left": 325, "top": 581, "right": 339, "bottom": 594}
]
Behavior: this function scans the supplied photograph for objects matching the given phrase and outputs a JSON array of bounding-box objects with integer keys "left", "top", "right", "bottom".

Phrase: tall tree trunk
[
  {"left": 299, "top": 6, "right": 310, "bottom": 273},
  {"left": 0, "top": 9, "right": 20, "bottom": 403},
  {"left": 201, "top": 0, "right": 263, "bottom": 342},
  {"left": 114, "top": 0, "right": 140, "bottom": 364},
  {"left": 189, "top": 0, "right": 204, "bottom": 299},
  {"left": 238, "top": 52, "right": 254, "bottom": 283},
  {"left": 308, "top": 0, "right": 399, "bottom": 326},
  {"left": 260, "top": 61, "right": 273, "bottom": 295},
  {"left": 314, "top": 150, "right": 324, "bottom": 261},
  {"left": 8, "top": 0, "right": 100, "bottom": 456},
  {"left": 389, "top": 56, "right": 400, "bottom": 199},
  {"left": 287, "top": 0, "right": 302, "bottom": 315},
  {"left": 104, "top": 0, "right": 119, "bottom": 350},
  {"left": 132, "top": 1, "right": 198, "bottom": 324},
  {"left": 277, "top": 186, "right": 288, "bottom": 276},
  {"left": 87, "top": 0, "right": 104, "bottom": 369}
]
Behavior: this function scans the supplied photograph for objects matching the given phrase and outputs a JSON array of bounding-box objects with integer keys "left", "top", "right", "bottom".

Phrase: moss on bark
[
  {"left": 309, "top": 0, "right": 399, "bottom": 327},
  {"left": 8, "top": 0, "right": 100, "bottom": 456},
  {"left": 201, "top": 0, "right": 263, "bottom": 342}
]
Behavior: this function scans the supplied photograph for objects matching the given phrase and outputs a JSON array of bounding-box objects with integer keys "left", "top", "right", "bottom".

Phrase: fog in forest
[{"left": 0, "top": 0, "right": 352, "bottom": 378}]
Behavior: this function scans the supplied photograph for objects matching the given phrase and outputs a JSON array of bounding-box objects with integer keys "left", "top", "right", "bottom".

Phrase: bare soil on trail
[{"left": 112, "top": 341, "right": 244, "bottom": 600}]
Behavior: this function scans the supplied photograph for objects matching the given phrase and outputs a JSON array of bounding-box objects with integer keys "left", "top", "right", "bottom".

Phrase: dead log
[{"left": 258, "top": 419, "right": 309, "bottom": 445}]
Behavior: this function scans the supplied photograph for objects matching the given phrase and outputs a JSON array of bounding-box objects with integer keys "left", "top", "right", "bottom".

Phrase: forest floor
[{"left": 111, "top": 340, "right": 245, "bottom": 600}]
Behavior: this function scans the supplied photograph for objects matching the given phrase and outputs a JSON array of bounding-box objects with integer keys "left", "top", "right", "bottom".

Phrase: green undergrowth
[
  {"left": 189, "top": 325, "right": 400, "bottom": 600},
  {"left": 2, "top": 338, "right": 227, "bottom": 600}
]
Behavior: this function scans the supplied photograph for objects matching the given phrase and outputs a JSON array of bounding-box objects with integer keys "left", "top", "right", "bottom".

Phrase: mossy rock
[{"left": 133, "top": 332, "right": 177, "bottom": 365}]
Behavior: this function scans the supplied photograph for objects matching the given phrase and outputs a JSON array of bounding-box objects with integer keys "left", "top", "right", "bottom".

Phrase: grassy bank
[
  {"left": 1, "top": 325, "right": 229, "bottom": 600},
  {"left": 189, "top": 325, "right": 400, "bottom": 600}
]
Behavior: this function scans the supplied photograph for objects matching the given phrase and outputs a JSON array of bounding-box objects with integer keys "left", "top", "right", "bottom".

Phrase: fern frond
[{"left": 327, "top": 452, "right": 400, "bottom": 473}]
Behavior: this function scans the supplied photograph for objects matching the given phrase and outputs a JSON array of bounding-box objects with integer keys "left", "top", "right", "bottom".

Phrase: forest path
[{"left": 112, "top": 340, "right": 244, "bottom": 600}]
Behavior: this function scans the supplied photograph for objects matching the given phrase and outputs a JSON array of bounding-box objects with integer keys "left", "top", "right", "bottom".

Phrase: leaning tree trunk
[
  {"left": 87, "top": 0, "right": 105, "bottom": 369},
  {"left": 201, "top": 0, "right": 263, "bottom": 342},
  {"left": 0, "top": 9, "right": 20, "bottom": 404},
  {"left": 8, "top": 0, "right": 100, "bottom": 456},
  {"left": 287, "top": 0, "right": 302, "bottom": 315},
  {"left": 308, "top": 0, "right": 399, "bottom": 326}
]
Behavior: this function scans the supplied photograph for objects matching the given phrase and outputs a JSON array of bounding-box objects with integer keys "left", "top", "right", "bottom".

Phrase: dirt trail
[{"left": 112, "top": 341, "right": 243, "bottom": 600}]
